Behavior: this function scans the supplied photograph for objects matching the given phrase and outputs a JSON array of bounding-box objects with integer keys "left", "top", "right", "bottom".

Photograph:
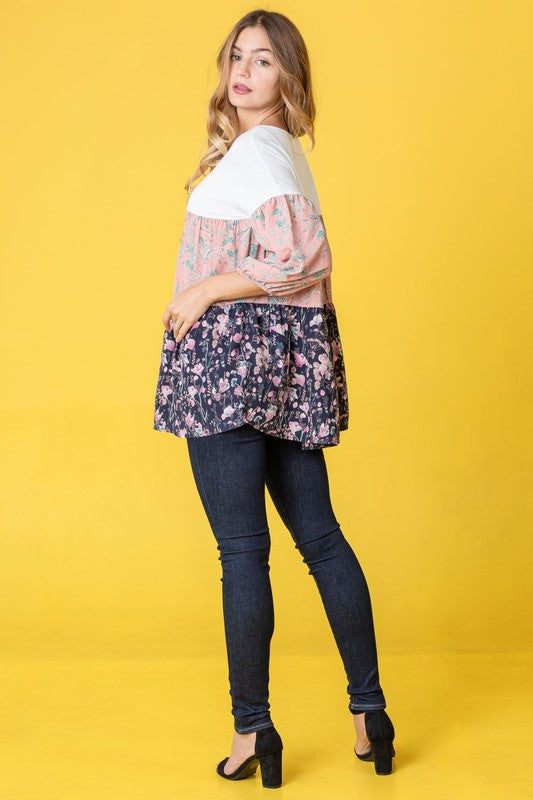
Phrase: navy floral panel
[{"left": 153, "top": 300, "right": 349, "bottom": 450}]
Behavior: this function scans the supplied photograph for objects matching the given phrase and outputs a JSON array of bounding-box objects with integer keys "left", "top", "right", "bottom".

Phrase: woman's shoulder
[
  {"left": 231, "top": 127, "right": 321, "bottom": 214},
  {"left": 186, "top": 126, "right": 321, "bottom": 219},
  {"left": 232, "top": 126, "right": 303, "bottom": 182}
]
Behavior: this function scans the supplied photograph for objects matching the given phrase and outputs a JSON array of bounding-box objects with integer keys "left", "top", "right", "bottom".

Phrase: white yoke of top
[{"left": 186, "top": 124, "right": 322, "bottom": 221}]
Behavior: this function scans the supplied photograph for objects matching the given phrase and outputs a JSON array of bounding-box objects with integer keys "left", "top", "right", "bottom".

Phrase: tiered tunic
[{"left": 153, "top": 124, "right": 349, "bottom": 450}]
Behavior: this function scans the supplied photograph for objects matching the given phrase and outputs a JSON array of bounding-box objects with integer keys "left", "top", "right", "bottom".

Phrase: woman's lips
[{"left": 233, "top": 84, "right": 252, "bottom": 94}]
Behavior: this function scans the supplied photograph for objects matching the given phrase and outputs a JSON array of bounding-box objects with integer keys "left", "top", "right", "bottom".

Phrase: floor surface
[{"left": 1, "top": 650, "right": 531, "bottom": 799}]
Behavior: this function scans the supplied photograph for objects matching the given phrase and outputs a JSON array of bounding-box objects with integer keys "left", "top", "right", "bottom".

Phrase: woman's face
[{"left": 228, "top": 26, "right": 282, "bottom": 116}]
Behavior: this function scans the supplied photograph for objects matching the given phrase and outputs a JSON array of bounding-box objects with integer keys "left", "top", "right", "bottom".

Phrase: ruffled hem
[{"left": 153, "top": 301, "right": 349, "bottom": 451}]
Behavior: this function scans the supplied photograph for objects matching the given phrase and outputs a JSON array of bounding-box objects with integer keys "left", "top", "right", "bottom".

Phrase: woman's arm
[
  {"left": 163, "top": 273, "right": 268, "bottom": 338},
  {"left": 203, "top": 270, "right": 270, "bottom": 302},
  {"left": 203, "top": 267, "right": 325, "bottom": 303}
]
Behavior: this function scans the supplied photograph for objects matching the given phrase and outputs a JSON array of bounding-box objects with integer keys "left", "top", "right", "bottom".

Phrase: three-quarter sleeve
[{"left": 235, "top": 193, "right": 332, "bottom": 297}]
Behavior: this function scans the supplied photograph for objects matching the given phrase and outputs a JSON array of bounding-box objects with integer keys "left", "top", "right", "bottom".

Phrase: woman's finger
[
  {"left": 174, "top": 324, "right": 189, "bottom": 342},
  {"left": 162, "top": 305, "right": 173, "bottom": 329},
  {"left": 172, "top": 316, "right": 187, "bottom": 341}
]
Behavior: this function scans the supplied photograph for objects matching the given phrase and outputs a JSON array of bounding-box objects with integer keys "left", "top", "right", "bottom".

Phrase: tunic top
[{"left": 153, "top": 124, "right": 349, "bottom": 450}]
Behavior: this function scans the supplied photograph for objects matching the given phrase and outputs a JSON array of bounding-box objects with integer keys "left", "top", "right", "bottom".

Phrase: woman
[{"left": 153, "top": 9, "right": 396, "bottom": 787}]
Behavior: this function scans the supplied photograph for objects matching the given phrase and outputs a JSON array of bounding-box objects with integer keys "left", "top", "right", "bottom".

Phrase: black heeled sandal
[
  {"left": 216, "top": 725, "right": 283, "bottom": 788},
  {"left": 353, "top": 709, "right": 396, "bottom": 775}
]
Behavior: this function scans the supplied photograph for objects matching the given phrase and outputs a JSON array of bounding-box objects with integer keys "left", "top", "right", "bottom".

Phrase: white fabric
[{"left": 186, "top": 125, "right": 322, "bottom": 220}]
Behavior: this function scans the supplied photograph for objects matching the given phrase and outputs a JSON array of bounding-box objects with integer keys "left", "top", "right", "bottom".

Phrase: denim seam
[
  {"left": 264, "top": 465, "right": 297, "bottom": 542},
  {"left": 265, "top": 464, "right": 341, "bottom": 546},
  {"left": 189, "top": 444, "right": 217, "bottom": 537}
]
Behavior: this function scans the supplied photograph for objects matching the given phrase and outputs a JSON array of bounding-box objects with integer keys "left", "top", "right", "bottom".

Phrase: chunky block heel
[
  {"left": 216, "top": 724, "right": 283, "bottom": 787},
  {"left": 353, "top": 709, "right": 396, "bottom": 775},
  {"left": 258, "top": 748, "right": 283, "bottom": 788},
  {"left": 371, "top": 738, "right": 393, "bottom": 774}
]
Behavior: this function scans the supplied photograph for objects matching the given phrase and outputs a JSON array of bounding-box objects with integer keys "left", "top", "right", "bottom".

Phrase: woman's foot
[
  {"left": 352, "top": 711, "right": 371, "bottom": 756},
  {"left": 223, "top": 730, "right": 257, "bottom": 775}
]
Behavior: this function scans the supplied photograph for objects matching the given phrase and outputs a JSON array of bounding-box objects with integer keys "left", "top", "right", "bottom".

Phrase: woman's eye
[{"left": 230, "top": 54, "right": 269, "bottom": 67}]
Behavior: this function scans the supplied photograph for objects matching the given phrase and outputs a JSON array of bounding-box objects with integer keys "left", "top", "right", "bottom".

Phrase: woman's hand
[{"left": 162, "top": 280, "right": 214, "bottom": 342}]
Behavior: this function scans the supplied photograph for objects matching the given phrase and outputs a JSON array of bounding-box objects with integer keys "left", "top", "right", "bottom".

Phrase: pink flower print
[
  {"left": 314, "top": 353, "right": 331, "bottom": 378},
  {"left": 272, "top": 375, "right": 282, "bottom": 387},
  {"left": 187, "top": 385, "right": 198, "bottom": 397},
  {"left": 317, "top": 423, "right": 330, "bottom": 437},
  {"left": 254, "top": 344, "right": 269, "bottom": 370},
  {"left": 288, "top": 421, "right": 303, "bottom": 434},
  {"left": 164, "top": 338, "right": 176, "bottom": 351},
  {"left": 232, "top": 332, "right": 243, "bottom": 342},
  {"left": 309, "top": 314, "right": 324, "bottom": 327},
  {"left": 221, "top": 405, "right": 237, "bottom": 420},
  {"left": 218, "top": 378, "right": 230, "bottom": 393},
  {"left": 161, "top": 384, "right": 173, "bottom": 398},
  {"left": 185, "top": 339, "right": 195, "bottom": 350},
  {"left": 191, "top": 363, "right": 204, "bottom": 375},
  {"left": 237, "top": 363, "right": 248, "bottom": 378},
  {"left": 185, "top": 412, "right": 195, "bottom": 427},
  {"left": 293, "top": 351, "right": 307, "bottom": 367},
  {"left": 292, "top": 373, "right": 306, "bottom": 387},
  {"left": 216, "top": 313, "right": 231, "bottom": 336}
]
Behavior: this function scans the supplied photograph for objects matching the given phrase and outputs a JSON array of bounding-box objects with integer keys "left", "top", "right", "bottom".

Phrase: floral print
[
  {"left": 153, "top": 301, "right": 349, "bottom": 450},
  {"left": 172, "top": 195, "right": 334, "bottom": 310},
  {"left": 235, "top": 194, "right": 332, "bottom": 296},
  {"left": 153, "top": 191, "right": 349, "bottom": 450}
]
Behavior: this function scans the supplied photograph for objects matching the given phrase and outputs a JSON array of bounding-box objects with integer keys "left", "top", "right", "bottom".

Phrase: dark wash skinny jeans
[{"left": 186, "top": 423, "right": 387, "bottom": 734}]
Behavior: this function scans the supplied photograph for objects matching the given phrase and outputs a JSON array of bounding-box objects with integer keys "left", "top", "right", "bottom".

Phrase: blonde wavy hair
[{"left": 184, "top": 9, "right": 316, "bottom": 196}]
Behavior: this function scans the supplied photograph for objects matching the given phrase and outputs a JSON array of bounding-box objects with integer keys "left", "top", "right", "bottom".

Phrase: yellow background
[{"left": 1, "top": 1, "right": 531, "bottom": 798}]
